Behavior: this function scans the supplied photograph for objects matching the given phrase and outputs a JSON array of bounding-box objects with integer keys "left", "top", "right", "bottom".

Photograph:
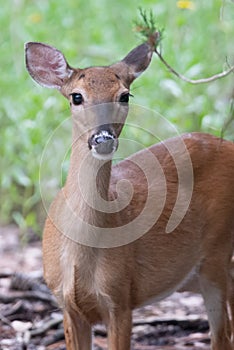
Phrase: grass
[{"left": 1, "top": 0, "right": 234, "bottom": 232}]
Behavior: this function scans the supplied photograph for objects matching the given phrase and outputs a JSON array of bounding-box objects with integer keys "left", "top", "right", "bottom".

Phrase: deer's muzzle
[{"left": 88, "top": 130, "right": 118, "bottom": 160}]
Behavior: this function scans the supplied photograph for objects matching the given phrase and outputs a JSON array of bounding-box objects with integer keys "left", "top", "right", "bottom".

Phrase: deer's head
[{"left": 25, "top": 41, "right": 153, "bottom": 160}]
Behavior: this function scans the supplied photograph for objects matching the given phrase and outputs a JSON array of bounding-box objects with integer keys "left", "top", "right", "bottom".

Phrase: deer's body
[{"left": 26, "top": 40, "right": 234, "bottom": 349}]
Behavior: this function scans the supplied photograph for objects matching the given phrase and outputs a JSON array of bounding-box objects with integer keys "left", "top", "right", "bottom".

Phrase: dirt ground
[{"left": 0, "top": 225, "right": 211, "bottom": 350}]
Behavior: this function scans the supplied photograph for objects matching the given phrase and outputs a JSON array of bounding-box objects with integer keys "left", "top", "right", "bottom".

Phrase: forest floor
[{"left": 0, "top": 225, "right": 211, "bottom": 350}]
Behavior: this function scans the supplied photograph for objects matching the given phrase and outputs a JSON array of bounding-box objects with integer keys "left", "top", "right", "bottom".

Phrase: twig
[
  {"left": 42, "top": 328, "right": 65, "bottom": 346},
  {"left": 30, "top": 314, "right": 63, "bottom": 337},
  {"left": 0, "top": 312, "right": 12, "bottom": 327},
  {"left": 220, "top": 97, "right": 234, "bottom": 139},
  {"left": 133, "top": 315, "right": 208, "bottom": 329},
  {"left": 0, "top": 291, "right": 57, "bottom": 306},
  {"left": 2, "top": 300, "right": 24, "bottom": 317},
  {"left": 155, "top": 48, "right": 234, "bottom": 84},
  {"left": 10, "top": 271, "right": 47, "bottom": 293},
  {"left": 135, "top": 9, "right": 234, "bottom": 85}
]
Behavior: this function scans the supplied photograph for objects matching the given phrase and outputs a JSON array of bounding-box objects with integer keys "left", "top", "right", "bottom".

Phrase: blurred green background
[{"left": 1, "top": 0, "right": 234, "bottom": 234}]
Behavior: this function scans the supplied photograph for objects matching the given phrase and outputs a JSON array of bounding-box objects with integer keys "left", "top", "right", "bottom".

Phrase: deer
[{"left": 25, "top": 37, "right": 234, "bottom": 350}]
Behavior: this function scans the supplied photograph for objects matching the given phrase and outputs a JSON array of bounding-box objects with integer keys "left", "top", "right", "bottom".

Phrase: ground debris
[{"left": 0, "top": 226, "right": 211, "bottom": 349}]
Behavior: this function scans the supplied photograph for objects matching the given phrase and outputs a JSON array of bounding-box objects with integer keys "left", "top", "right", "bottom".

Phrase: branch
[
  {"left": 135, "top": 9, "right": 234, "bottom": 85},
  {"left": 155, "top": 48, "right": 234, "bottom": 84},
  {"left": 30, "top": 315, "right": 63, "bottom": 337},
  {"left": 220, "top": 97, "right": 234, "bottom": 138},
  {"left": 0, "top": 291, "right": 57, "bottom": 306}
]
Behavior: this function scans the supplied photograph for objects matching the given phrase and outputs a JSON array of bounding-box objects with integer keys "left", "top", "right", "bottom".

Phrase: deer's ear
[
  {"left": 25, "top": 42, "right": 74, "bottom": 89},
  {"left": 111, "top": 42, "right": 153, "bottom": 86}
]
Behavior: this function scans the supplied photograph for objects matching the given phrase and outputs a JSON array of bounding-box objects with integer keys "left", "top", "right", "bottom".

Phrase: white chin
[{"left": 91, "top": 148, "right": 115, "bottom": 161}]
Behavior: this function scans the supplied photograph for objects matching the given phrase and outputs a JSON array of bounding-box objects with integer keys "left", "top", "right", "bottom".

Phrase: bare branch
[
  {"left": 155, "top": 48, "right": 234, "bottom": 84},
  {"left": 135, "top": 9, "right": 234, "bottom": 85},
  {"left": 220, "top": 97, "right": 234, "bottom": 138},
  {"left": 30, "top": 315, "right": 63, "bottom": 337},
  {"left": 0, "top": 291, "right": 57, "bottom": 306}
]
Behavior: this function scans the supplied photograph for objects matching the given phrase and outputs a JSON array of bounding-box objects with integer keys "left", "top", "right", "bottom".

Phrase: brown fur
[{"left": 26, "top": 41, "right": 234, "bottom": 350}]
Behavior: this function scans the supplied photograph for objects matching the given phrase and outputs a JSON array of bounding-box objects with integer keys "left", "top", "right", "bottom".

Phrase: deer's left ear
[{"left": 111, "top": 42, "right": 154, "bottom": 86}]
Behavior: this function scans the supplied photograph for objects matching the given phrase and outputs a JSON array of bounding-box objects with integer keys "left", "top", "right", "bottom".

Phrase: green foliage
[
  {"left": 1, "top": 0, "right": 234, "bottom": 232},
  {"left": 134, "top": 7, "right": 164, "bottom": 49}
]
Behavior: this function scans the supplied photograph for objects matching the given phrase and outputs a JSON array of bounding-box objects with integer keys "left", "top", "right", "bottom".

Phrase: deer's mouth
[{"left": 88, "top": 130, "right": 119, "bottom": 160}]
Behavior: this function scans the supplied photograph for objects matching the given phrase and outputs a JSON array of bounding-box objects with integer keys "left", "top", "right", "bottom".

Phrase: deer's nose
[{"left": 88, "top": 129, "right": 118, "bottom": 160}]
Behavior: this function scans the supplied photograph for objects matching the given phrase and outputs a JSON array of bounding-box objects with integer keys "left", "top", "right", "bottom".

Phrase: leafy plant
[{"left": 1, "top": 0, "right": 234, "bottom": 233}]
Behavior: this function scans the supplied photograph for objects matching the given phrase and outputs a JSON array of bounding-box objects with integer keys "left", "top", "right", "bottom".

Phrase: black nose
[{"left": 88, "top": 130, "right": 118, "bottom": 156}]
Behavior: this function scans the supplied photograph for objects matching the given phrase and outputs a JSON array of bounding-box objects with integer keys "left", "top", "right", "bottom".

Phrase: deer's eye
[
  {"left": 70, "top": 93, "right": 83, "bottom": 105},
  {"left": 119, "top": 93, "right": 130, "bottom": 103}
]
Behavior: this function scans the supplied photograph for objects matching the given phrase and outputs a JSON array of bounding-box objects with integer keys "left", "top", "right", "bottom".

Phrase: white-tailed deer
[{"left": 25, "top": 39, "right": 234, "bottom": 350}]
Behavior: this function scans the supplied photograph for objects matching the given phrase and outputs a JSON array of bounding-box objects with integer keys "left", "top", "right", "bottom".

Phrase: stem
[
  {"left": 220, "top": 98, "right": 234, "bottom": 138},
  {"left": 155, "top": 48, "right": 234, "bottom": 85}
]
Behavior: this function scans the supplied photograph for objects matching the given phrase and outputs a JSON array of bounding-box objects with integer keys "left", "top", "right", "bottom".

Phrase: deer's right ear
[{"left": 25, "top": 42, "right": 74, "bottom": 89}]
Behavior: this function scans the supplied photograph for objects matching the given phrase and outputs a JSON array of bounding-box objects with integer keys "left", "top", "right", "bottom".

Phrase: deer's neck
[
  {"left": 53, "top": 124, "right": 116, "bottom": 248},
  {"left": 65, "top": 137, "right": 112, "bottom": 224}
]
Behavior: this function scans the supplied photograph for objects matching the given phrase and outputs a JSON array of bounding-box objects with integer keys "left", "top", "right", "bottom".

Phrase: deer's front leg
[
  {"left": 64, "top": 309, "right": 92, "bottom": 350},
  {"left": 107, "top": 308, "right": 132, "bottom": 350}
]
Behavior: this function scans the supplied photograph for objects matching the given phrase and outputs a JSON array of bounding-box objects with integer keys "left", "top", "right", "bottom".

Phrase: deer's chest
[{"left": 61, "top": 246, "right": 112, "bottom": 324}]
